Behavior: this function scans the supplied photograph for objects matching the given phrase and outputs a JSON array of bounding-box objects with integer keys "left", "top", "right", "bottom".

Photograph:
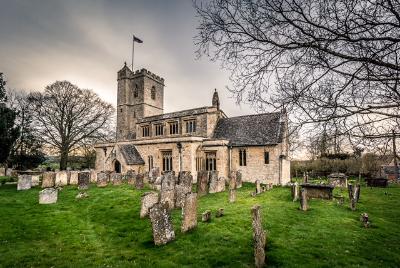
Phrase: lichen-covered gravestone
[
  {"left": 69, "top": 171, "right": 79, "bottom": 185},
  {"left": 39, "top": 188, "right": 58, "bottom": 204},
  {"left": 111, "top": 173, "right": 123, "bottom": 185},
  {"left": 161, "top": 172, "right": 176, "bottom": 191},
  {"left": 140, "top": 192, "right": 159, "bottom": 218},
  {"left": 149, "top": 203, "right": 175, "bottom": 245},
  {"left": 42, "top": 172, "right": 56, "bottom": 188},
  {"left": 208, "top": 171, "right": 219, "bottom": 193},
  {"left": 0, "top": 167, "right": 5, "bottom": 176},
  {"left": 181, "top": 193, "right": 198, "bottom": 232},
  {"left": 228, "top": 171, "right": 237, "bottom": 190},
  {"left": 126, "top": 170, "right": 136, "bottom": 185},
  {"left": 97, "top": 172, "right": 108, "bottom": 187},
  {"left": 178, "top": 171, "right": 193, "bottom": 189},
  {"left": 55, "top": 171, "right": 69, "bottom": 186},
  {"left": 175, "top": 184, "right": 191, "bottom": 208},
  {"left": 251, "top": 205, "right": 266, "bottom": 268},
  {"left": 90, "top": 169, "right": 97, "bottom": 183},
  {"left": 236, "top": 170, "right": 242, "bottom": 188},
  {"left": 31, "top": 175, "right": 41, "bottom": 187},
  {"left": 197, "top": 170, "right": 209, "bottom": 196},
  {"left": 78, "top": 172, "right": 90, "bottom": 190},
  {"left": 135, "top": 173, "right": 144, "bottom": 189},
  {"left": 300, "top": 188, "right": 308, "bottom": 211},
  {"left": 229, "top": 189, "right": 236, "bottom": 203},
  {"left": 17, "top": 175, "right": 32, "bottom": 190},
  {"left": 160, "top": 190, "right": 175, "bottom": 210}
]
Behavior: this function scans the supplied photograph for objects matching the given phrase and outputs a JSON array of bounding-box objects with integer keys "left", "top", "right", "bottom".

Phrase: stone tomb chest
[
  {"left": 300, "top": 184, "right": 334, "bottom": 200},
  {"left": 327, "top": 173, "right": 348, "bottom": 188}
]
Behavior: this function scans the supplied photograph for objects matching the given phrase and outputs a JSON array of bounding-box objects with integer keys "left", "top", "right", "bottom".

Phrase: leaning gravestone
[
  {"left": 39, "top": 188, "right": 58, "bottom": 204},
  {"left": 181, "top": 192, "right": 197, "bottom": 232},
  {"left": 149, "top": 203, "right": 175, "bottom": 245},
  {"left": 135, "top": 173, "right": 144, "bottom": 189},
  {"left": 197, "top": 171, "right": 209, "bottom": 196},
  {"left": 140, "top": 192, "right": 159, "bottom": 218},
  {"left": 69, "top": 171, "right": 79, "bottom": 185},
  {"left": 251, "top": 205, "right": 266, "bottom": 268},
  {"left": 55, "top": 171, "right": 69, "bottom": 186},
  {"left": 160, "top": 189, "right": 175, "bottom": 210},
  {"left": 236, "top": 170, "right": 243, "bottom": 188},
  {"left": 78, "top": 172, "right": 90, "bottom": 190},
  {"left": 97, "top": 172, "right": 108, "bottom": 187},
  {"left": 42, "top": 172, "right": 56, "bottom": 188},
  {"left": 17, "top": 175, "right": 32, "bottom": 190}
]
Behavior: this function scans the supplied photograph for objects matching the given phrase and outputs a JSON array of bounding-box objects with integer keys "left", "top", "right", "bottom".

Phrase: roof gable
[{"left": 119, "top": 144, "right": 144, "bottom": 165}]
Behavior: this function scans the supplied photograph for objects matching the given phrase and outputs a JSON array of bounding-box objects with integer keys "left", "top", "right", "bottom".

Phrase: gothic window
[
  {"left": 151, "top": 86, "right": 156, "bottom": 100},
  {"left": 148, "top": 156, "right": 154, "bottom": 171},
  {"left": 185, "top": 119, "right": 196, "bottom": 133},
  {"left": 162, "top": 151, "right": 173, "bottom": 171},
  {"left": 264, "top": 151, "right": 270, "bottom": 164},
  {"left": 142, "top": 125, "right": 150, "bottom": 137},
  {"left": 134, "top": 84, "right": 139, "bottom": 98},
  {"left": 205, "top": 152, "right": 217, "bottom": 171},
  {"left": 155, "top": 124, "right": 164, "bottom": 136},
  {"left": 239, "top": 149, "right": 247, "bottom": 166},
  {"left": 196, "top": 157, "right": 203, "bottom": 171},
  {"left": 169, "top": 121, "right": 179, "bottom": 135}
]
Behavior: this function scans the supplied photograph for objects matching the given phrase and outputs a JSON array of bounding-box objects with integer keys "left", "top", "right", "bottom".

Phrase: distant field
[{"left": 0, "top": 182, "right": 399, "bottom": 267}]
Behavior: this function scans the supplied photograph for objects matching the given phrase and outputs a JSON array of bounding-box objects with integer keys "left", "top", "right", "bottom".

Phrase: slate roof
[
  {"left": 119, "top": 144, "right": 145, "bottom": 165},
  {"left": 138, "top": 107, "right": 212, "bottom": 123},
  {"left": 213, "top": 112, "right": 285, "bottom": 146}
]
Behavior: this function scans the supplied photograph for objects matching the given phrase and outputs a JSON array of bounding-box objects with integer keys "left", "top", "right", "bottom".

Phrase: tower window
[
  {"left": 169, "top": 121, "right": 179, "bottom": 135},
  {"left": 151, "top": 86, "right": 156, "bottom": 100},
  {"left": 162, "top": 151, "right": 173, "bottom": 172},
  {"left": 155, "top": 124, "right": 164, "bottom": 136},
  {"left": 134, "top": 84, "right": 139, "bottom": 98},
  {"left": 239, "top": 149, "right": 247, "bottom": 166},
  {"left": 205, "top": 152, "right": 217, "bottom": 171},
  {"left": 142, "top": 125, "right": 150, "bottom": 137},
  {"left": 185, "top": 119, "right": 196, "bottom": 133},
  {"left": 264, "top": 151, "right": 270, "bottom": 164}
]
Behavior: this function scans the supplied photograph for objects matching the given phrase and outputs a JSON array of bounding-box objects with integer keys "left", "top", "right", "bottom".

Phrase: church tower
[{"left": 116, "top": 63, "right": 164, "bottom": 140}]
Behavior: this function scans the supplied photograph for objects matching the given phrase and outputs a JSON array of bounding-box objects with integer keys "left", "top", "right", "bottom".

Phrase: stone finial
[{"left": 212, "top": 88, "right": 220, "bottom": 110}]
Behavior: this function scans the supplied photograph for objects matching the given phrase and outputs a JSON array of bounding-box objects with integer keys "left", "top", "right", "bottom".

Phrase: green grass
[{"left": 0, "top": 183, "right": 399, "bottom": 267}]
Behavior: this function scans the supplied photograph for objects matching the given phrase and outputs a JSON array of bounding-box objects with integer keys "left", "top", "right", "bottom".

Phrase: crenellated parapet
[{"left": 133, "top": 68, "right": 165, "bottom": 84}]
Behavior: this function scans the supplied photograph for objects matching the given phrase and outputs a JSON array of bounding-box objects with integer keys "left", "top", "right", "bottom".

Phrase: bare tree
[
  {"left": 28, "top": 81, "right": 115, "bottom": 170},
  {"left": 194, "top": 0, "right": 400, "bottom": 139}
]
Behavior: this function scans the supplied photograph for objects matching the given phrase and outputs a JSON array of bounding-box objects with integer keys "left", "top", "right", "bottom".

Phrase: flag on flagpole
[{"left": 133, "top": 35, "right": 143, "bottom": 43}]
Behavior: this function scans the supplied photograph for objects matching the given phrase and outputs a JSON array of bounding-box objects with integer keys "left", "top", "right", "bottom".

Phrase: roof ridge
[
  {"left": 141, "top": 106, "right": 216, "bottom": 120},
  {"left": 224, "top": 111, "right": 281, "bottom": 120}
]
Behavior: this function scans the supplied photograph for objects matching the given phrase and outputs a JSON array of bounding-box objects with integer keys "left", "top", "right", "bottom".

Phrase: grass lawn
[{"left": 0, "top": 182, "right": 399, "bottom": 267}]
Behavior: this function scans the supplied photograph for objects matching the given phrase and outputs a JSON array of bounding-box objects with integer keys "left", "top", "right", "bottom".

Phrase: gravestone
[
  {"left": 197, "top": 171, "right": 209, "bottom": 196},
  {"left": 39, "top": 188, "right": 58, "bottom": 204},
  {"left": 69, "top": 171, "right": 79, "bottom": 185},
  {"left": 202, "top": 210, "right": 211, "bottom": 222},
  {"left": 228, "top": 171, "right": 237, "bottom": 190},
  {"left": 149, "top": 203, "right": 175, "bottom": 245},
  {"left": 161, "top": 172, "right": 176, "bottom": 191},
  {"left": 251, "top": 205, "right": 266, "bottom": 268},
  {"left": 181, "top": 192, "right": 198, "bottom": 232},
  {"left": 216, "top": 208, "right": 224, "bottom": 217},
  {"left": 360, "top": 212, "right": 370, "bottom": 228},
  {"left": 140, "top": 192, "right": 159, "bottom": 218},
  {"left": 42, "top": 172, "right": 56, "bottom": 188},
  {"left": 17, "top": 175, "right": 32, "bottom": 190},
  {"left": 0, "top": 167, "right": 5, "bottom": 176},
  {"left": 300, "top": 188, "right": 308, "bottom": 211},
  {"left": 160, "top": 189, "right": 175, "bottom": 210},
  {"left": 291, "top": 182, "right": 299, "bottom": 201},
  {"left": 55, "top": 171, "right": 69, "bottom": 186},
  {"left": 31, "top": 175, "right": 41, "bottom": 187},
  {"left": 90, "top": 169, "right": 97, "bottom": 183},
  {"left": 126, "top": 170, "right": 136, "bottom": 185},
  {"left": 178, "top": 171, "right": 193, "bottom": 189},
  {"left": 208, "top": 171, "right": 219, "bottom": 193},
  {"left": 149, "top": 167, "right": 160, "bottom": 184},
  {"left": 135, "top": 173, "right": 144, "bottom": 189},
  {"left": 236, "top": 170, "right": 242, "bottom": 188},
  {"left": 256, "top": 180, "right": 261, "bottom": 195},
  {"left": 97, "top": 172, "right": 108, "bottom": 187},
  {"left": 78, "top": 172, "right": 90, "bottom": 190},
  {"left": 229, "top": 189, "right": 236, "bottom": 203},
  {"left": 111, "top": 173, "right": 123, "bottom": 185},
  {"left": 175, "top": 184, "right": 191, "bottom": 208}
]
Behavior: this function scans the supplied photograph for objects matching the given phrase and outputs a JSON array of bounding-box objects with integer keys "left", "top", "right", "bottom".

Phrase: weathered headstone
[
  {"left": 347, "top": 184, "right": 354, "bottom": 201},
  {"left": 55, "top": 171, "right": 69, "bottom": 186},
  {"left": 140, "top": 192, "right": 159, "bottom": 218},
  {"left": 181, "top": 192, "right": 198, "bottom": 232},
  {"left": 39, "top": 188, "right": 58, "bottom": 204},
  {"left": 202, "top": 210, "right": 211, "bottom": 222},
  {"left": 216, "top": 208, "right": 224, "bottom": 217},
  {"left": 97, "top": 172, "right": 108, "bottom": 187},
  {"left": 291, "top": 182, "right": 299, "bottom": 201},
  {"left": 17, "top": 175, "right": 32, "bottom": 190},
  {"left": 256, "top": 180, "right": 261, "bottom": 195},
  {"left": 300, "top": 188, "right": 308, "bottom": 211},
  {"left": 69, "top": 171, "right": 79, "bottom": 185},
  {"left": 160, "top": 189, "right": 175, "bottom": 210},
  {"left": 42, "top": 172, "right": 56, "bottom": 188},
  {"left": 236, "top": 170, "right": 242, "bottom": 188},
  {"left": 90, "top": 169, "right": 97, "bottom": 183},
  {"left": 178, "top": 171, "right": 193, "bottom": 189},
  {"left": 161, "top": 172, "right": 176, "bottom": 191},
  {"left": 355, "top": 184, "right": 361, "bottom": 202},
  {"left": 228, "top": 171, "right": 237, "bottom": 190},
  {"left": 31, "top": 175, "right": 41, "bottom": 187},
  {"left": 251, "top": 205, "right": 266, "bottom": 268},
  {"left": 208, "top": 171, "right": 219, "bottom": 193},
  {"left": 126, "top": 170, "right": 136, "bottom": 185},
  {"left": 149, "top": 167, "right": 160, "bottom": 184},
  {"left": 78, "top": 172, "right": 90, "bottom": 190},
  {"left": 229, "top": 189, "right": 236, "bottom": 203},
  {"left": 135, "top": 173, "right": 144, "bottom": 189},
  {"left": 111, "top": 173, "right": 123, "bottom": 185},
  {"left": 175, "top": 184, "right": 191, "bottom": 208},
  {"left": 197, "top": 170, "right": 209, "bottom": 196},
  {"left": 360, "top": 212, "right": 370, "bottom": 228},
  {"left": 149, "top": 203, "right": 175, "bottom": 246},
  {"left": 0, "top": 167, "right": 5, "bottom": 176}
]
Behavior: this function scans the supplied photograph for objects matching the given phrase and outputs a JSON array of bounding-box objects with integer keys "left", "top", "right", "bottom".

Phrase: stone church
[{"left": 94, "top": 64, "right": 290, "bottom": 184}]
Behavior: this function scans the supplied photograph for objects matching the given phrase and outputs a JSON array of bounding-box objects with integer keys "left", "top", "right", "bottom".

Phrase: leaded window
[
  {"left": 239, "top": 149, "right": 247, "bottom": 166},
  {"left": 155, "top": 124, "right": 164, "bottom": 136},
  {"left": 162, "top": 151, "right": 173, "bottom": 171},
  {"left": 205, "top": 152, "right": 217, "bottom": 171},
  {"left": 185, "top": 119, "right": 196, "bottom": 133},
  {"left": 142, "top": 125, "right": 150, "bottom": 137},
  {"left": 169, "top": 121, "right": 179, "bottom": 135}
]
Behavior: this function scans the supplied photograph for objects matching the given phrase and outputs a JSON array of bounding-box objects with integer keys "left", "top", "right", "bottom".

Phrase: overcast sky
[{"left": 0, "top": 0, "right": 254, "bottom": 116}]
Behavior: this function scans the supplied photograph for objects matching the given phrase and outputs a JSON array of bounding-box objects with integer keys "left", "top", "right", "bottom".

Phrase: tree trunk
[{"left": 60, "top": 149, "right": 69, "bottom": 170}]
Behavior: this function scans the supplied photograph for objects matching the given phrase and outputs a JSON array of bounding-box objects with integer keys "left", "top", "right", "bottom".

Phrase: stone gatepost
[
  {"left": 256, "top": 180, "right": 261, "bottom": 195},
  {"left": 292, "top": 182, "right": 299, "bottom": 202},
  {"left": 251, "top": 205, "right": 266, "bottom": 268},
  {"left": 181, "top": 193, "right": 198, "bottom": 232},
  {"left": 140, "top": 192, "right": 159, "bottom": 218},
  {"left": 236, "top": 170, "right": 242, "bottom": 188},
  {"left": 17, "top": 175, "right": 32, "bottom": 190},
  {"left": 300, "top": 188, "right": 308, "bottom": 211},
  {"left": 42, "top": 172, "right": 56, "bottom": 188},
  {"left": 197, "top": 170, "right": 209, "bottom": 196},
  {"left": 78, "top": 172, "right": 90, "bottom": 190},
  {"left": 149, "top": 203, "right": 175, "bottom": 246},
  {"left": 69, "top": 171, "right": 79, "bottom": 185},
  {"left": 97, "top": 172, "right": 108, "bottom": 187},
  {"left": 39, "top": 188, "right": 58, "bottom": 204},
  {"left": 229, "top": 189, "right": 236, "bottom": 203}
]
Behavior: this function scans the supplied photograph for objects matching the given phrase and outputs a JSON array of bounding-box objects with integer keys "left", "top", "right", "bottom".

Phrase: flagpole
[{"left": 132, "top": 35, "right": 135, "bottom": 71}]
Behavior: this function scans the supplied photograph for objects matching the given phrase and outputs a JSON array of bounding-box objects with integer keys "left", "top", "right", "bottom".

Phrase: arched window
[
  {"left": 134, "top": 84, "right": 139, "bottom": 98},
  {"left": 239, "top": 149, "right": 247, "bottom": 166},
  {"left": 151, "top": 86, "right": 156, "bottom": 100}
]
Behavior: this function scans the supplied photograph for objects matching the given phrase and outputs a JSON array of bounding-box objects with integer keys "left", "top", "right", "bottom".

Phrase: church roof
[
  {"left": 119, "top": 144, "right": 145, "bottom": 165},
  {"left": 213, "top": 112, "right": 286, "bottom": 146},
  {"left": 138, "top": 106, "right": 216, "bottom": 123}
]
